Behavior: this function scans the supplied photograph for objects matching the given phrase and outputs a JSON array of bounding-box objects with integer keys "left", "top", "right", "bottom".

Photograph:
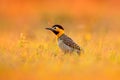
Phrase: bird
[{"left": 45, "top": 24, "right": 82, "bottom": 55}]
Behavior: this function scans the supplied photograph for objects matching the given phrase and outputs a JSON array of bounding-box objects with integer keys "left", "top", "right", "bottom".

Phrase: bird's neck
[{"left": 56, "top": 30, "right": 64, "bottom": 38}]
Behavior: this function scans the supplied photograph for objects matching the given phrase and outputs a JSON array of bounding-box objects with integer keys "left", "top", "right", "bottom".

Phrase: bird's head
[{"left": 45, "top": 24, "right": 64, "bottom": 38}]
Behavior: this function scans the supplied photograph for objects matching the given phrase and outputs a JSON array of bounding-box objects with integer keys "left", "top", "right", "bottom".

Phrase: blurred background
[{"left": 0, "top": 0, "right": 120, "bottom": 42}]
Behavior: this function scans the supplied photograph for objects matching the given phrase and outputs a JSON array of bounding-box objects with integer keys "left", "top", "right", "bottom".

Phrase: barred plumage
[{"left": 58, "top": 34, "right": 81, "bottom": 55}]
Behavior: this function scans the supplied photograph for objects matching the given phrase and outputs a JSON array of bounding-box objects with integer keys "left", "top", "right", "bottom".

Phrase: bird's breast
[{"left": 58, "top": 38, "right": 73, "bottom": 53}]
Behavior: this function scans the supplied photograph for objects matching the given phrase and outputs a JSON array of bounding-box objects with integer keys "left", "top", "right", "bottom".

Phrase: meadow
[{"left": 0, "top": 21, "right": 120, "bottom": 80}]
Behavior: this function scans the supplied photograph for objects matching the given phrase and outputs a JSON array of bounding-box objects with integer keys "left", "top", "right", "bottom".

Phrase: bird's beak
[
  {"left": 45, "top": 27, "right": 59, "bottom": 35},
  {"left": 45, "top": 28, "right": 54, "bottom": 31}
]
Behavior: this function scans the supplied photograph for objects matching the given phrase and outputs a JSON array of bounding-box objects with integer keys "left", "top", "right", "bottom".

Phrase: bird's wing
[{"left": 60, "top": 34, "right": 80, "bottom": 50}]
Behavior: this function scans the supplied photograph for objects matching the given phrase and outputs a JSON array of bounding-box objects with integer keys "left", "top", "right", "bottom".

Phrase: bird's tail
[{"left": 77, "top": 48, "right": 84, "bottom": 55}]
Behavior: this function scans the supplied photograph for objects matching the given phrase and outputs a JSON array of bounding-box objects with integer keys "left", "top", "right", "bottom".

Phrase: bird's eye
[{"left": 54, "top": 27, "right": 56, "bottom": 29}]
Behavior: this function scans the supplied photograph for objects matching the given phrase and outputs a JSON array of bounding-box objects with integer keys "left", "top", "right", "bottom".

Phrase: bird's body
[
  {"left": 58, "top": 34, "right": 80, "bottom": 54},
  {"left": 45, "top": 24, "right": 82, "bottom": 55}
]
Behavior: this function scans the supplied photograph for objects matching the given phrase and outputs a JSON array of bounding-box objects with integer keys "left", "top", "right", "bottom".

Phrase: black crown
[{"left": 52, "top": 24, "right": 64, "bottom": 30}]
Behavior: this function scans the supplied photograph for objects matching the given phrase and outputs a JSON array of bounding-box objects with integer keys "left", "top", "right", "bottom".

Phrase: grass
[{"left": 0, "top": 28, "right": 120, "bottom": 80}]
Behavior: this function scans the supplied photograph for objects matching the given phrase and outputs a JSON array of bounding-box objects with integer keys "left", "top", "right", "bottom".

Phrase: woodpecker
[{"left": 45, "top": 24, "right": 82, "bottom": 55}]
